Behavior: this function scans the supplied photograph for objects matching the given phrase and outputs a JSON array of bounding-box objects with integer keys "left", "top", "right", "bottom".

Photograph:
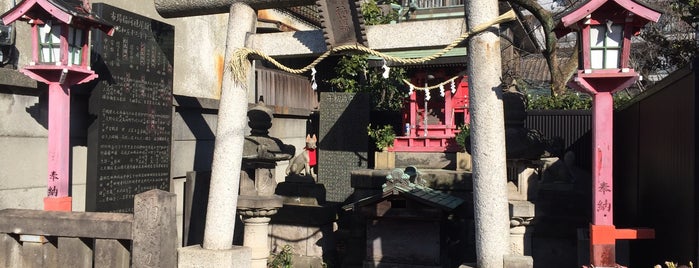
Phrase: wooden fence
[
  {"left": 0, "top": 189, "right": 177, "bottom": 268},
  {"left": 255, "top": 67, "right": 318, "bottom": 110},
  {"left": 525, "top": 109, "right": 592, "bottom": 169}
]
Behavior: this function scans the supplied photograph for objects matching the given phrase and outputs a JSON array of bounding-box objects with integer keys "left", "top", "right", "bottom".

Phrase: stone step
[
  {"left": 351, "top": 168, "right": 472, "bottom": 189},
  {"left": 382, "top": 151, "right": 474, "bottom": 169},
  {"left": 395, "top": 152, "right": 460, "bottom": 169},
  {"left": 392, "top": 136, "right": 460, "bottom": 152}
]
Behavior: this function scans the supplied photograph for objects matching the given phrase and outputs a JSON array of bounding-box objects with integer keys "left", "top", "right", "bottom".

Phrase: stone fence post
[{"left": 133, "top": 189, "right": 178, "bottom": 268}]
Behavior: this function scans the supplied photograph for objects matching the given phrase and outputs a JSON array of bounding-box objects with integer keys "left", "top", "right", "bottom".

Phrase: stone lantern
[
  {"left": 238, "top": 102, "right": 295, "bottom": 268},
  {"left": 1, "top": 0, "right": 114, "bottom": 211},
  {"left": 556, "top": 0, "right": 660, "bottom": 266}
]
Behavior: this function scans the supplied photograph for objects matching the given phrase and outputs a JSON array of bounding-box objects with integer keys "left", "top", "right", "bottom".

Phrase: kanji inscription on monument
[
  {"left": 86, "top": 4, "right": 174, "bottom": 212},
  {"left": 316, "top": 0, "right": 367, "bottom": 49},
  {"left": 318, "top": 92, "right": 369, "bottom": 203}
]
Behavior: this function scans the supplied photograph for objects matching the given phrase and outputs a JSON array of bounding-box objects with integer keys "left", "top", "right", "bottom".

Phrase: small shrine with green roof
[{"left": 343, "top": 167, "right": 464, "bottom": 268}]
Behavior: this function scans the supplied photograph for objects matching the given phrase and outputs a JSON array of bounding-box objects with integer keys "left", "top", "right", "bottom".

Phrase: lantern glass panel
[
  {"left": 589, "top": 24, "right": 623, "bottom": 69},
  {"left": 590, "top": 26, "right": 604, "bottom": 48},
  {"left": 605, "top": 49, "right": 620, "bottom": 69},
  {"left": 38, "top": 22, "right": 60, "bottom": 64},
  {"left": 68, "top": 27, "right": 83, "bottom": 65},
  {"left": 591, "top": 50, "right": 604, "bottom": 69},
  {"left": 606, "top": 25, "right": 623, "bottom": 47}
]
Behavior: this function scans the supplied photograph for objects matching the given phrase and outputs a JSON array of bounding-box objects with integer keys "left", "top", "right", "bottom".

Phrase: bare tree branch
[{"left": 507, "top": 0, "right": 580, "bottom": 95}]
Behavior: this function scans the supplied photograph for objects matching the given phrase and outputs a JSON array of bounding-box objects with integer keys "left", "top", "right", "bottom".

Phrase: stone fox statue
[{"left": 286, "top": 134, "right": 317, "bottom": 180}]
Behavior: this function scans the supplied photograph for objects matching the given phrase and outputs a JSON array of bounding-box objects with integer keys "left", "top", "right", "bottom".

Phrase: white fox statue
[{"left": 285, "top": 134, "right": 317, "bottom": 180}]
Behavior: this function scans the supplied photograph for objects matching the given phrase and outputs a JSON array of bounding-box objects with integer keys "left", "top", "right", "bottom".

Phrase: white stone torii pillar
[
  {"left": 466, "top": 0, "right": 510, "bottom": 267},
  {"left": 175, "top": 3, "right": 257, "bottom": 267},
  {"left": 202, "top": 2, "right": 257, "bottom": 251}
]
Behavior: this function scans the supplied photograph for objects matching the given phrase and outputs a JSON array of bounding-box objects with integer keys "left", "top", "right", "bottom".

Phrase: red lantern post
[
  {"left": 557, "top": 0, "right": 660, "bottom": 266},
  {"left": 1, "top": 0, "right": 113, "bottom": 211}
]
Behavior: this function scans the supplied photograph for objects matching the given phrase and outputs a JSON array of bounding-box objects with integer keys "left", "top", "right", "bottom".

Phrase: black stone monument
[
  {"left": 85, "top": 4, "right": 174, "bottom": 212},
  {"left": 318, "top": 92, "right": 369, "bottom": 203}
]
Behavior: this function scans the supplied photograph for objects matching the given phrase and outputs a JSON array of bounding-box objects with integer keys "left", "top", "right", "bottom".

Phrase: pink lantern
[
  {"left": 1, "top": 0, "right": 113, "bottom": 211},
  {"left": 556, "top": 0, "right": 660, "bottom": 266},
  {"left": 560, "top": 0, "right": 661, "bottom": 95}
]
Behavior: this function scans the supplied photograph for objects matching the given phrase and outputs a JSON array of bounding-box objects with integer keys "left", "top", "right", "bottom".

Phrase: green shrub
[
  {"left": 368, "top": 124, "right": 396, "bottom": 151},
  {"left": 325, "top": 0, "right": 407, "bottom": 112},
  {"left": 526, "top": 91, "right": 635, "bottom": 110},
  {"left": 268, "top": 244, "right": 293, "bottom": 268},
  {"left": 526, "top": 92, "right": 592, "bottom": 110},
  {"left": 454, "top": 124, "right": 470, "bottom": 152},
  {"left": 361, "top": 0, "right": 400, "bottom": 25},
  {"left": 655, "top": 261, "right": 693, "bottom": 268}
]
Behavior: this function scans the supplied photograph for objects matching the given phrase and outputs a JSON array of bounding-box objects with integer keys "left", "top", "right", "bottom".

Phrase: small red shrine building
[{"left": 392, "top": 69, "right": 470, "bottom": 153}]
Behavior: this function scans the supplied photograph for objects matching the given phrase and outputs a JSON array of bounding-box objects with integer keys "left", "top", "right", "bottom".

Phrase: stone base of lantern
[
  {"left": 509, "top": 200, "right": 535, "bottom": 256},
  {"left": 459, "top": 256, "right": 533, "bottom": 268},
  {"left": 509, "top": 225, "right": 534, "bottom": 256},
  {"left": 178, "top": 244, "right": 251, "bottom": 268},
  {"left": 238, "top": 196, "right": 282, "bottom": 268},
  {"left": 242, "top": 216, "right": 273, "bottom": 268}
]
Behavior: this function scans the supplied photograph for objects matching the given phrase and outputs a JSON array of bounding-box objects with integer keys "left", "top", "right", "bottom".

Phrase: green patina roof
[
  {"left": 369, "top": 48, "right": 466, "bottom": 60},
  {"left": 391, "top": 183, "right": 464, "bottom": 211},
  {"left": 343, "top": 167, "right": 464, "bottom": 211},
  {"left": 369, "top": 47, "right": 466, "bottom": 61},
  {"left": 367, "top": 48, "right": 467, "bottom": 67}
]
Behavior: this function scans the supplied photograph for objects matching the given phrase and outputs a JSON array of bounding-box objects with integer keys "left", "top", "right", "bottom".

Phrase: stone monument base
[
  {"left": 271, "top": 177, "right": 336, "bottom": 267},
  {"left": 458, "top": 255, "right": 533, "bottom": 268},
  {"left": 178, "top": 244, "right": 251, "bottom": 268},
  {"left": 290, "top": 254, "right": 326, "bottom": 268},
  {"left": 364, "top": 261, "right": 440, "bottom": 268},
  {"left": 394, "top": 152, "right": 458, "bottom": 170},
  {"left": 270, "top": 206, "right": 336, "bottom": 266}
]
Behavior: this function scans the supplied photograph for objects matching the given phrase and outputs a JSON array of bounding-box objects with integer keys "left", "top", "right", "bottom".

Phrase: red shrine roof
[{"left": 1, "top": 0, "right": 114, "bottom": 35}]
